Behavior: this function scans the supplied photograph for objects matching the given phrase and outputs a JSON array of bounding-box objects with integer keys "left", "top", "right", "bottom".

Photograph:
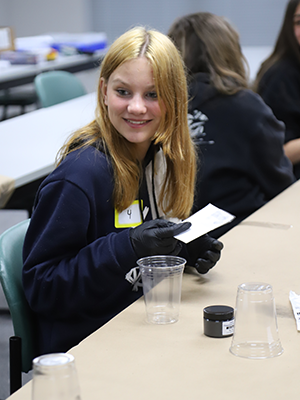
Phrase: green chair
[
  {"left": 0, "top": 219, "right": 38, "bottom": 394},
  {"left": 34, "top": 70, "right": 87, "bottom": 108}
]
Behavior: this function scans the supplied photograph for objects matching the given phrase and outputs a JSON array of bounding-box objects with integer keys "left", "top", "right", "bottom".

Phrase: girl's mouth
[{"left": 124, "top": 119, "right": 150, "bottom": 126}]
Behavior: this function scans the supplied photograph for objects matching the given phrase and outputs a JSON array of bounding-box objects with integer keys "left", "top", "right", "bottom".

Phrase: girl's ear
[{"left": 100, "top": 77, "right": 108, "bottom": 106}]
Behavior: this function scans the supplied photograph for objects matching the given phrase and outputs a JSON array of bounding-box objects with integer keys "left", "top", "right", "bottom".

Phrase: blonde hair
[
  {"left": 57, "top": 27, "right": 196, "bottom": 219},
  {"left": 168, "top": 12, "right": 249, "bottom": 95}
]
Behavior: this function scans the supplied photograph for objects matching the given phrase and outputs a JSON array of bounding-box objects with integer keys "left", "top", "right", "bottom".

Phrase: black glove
[
  {"left": 187, "top": 234, "right": 223, "bottom": 274},
  {"left": 130, "top": 219, "right": 191, "bottom": 259}
]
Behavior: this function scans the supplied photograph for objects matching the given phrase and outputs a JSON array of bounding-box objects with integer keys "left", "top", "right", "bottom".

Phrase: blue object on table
[{"left": 51, "top": 32, "right": 107, "bottom": 54}]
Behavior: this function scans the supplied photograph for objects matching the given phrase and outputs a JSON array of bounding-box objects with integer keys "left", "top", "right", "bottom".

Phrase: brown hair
[{"left": 168, "top": 12, "right": 249, "bottom": 95}]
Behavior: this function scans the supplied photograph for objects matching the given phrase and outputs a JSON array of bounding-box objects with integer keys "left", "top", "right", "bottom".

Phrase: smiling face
[
  {"left": 294, "top": 3, "right": 300, "bottom": 45},
  {"left": 100, "top": 57, "right": 164, "bottom": 161}
]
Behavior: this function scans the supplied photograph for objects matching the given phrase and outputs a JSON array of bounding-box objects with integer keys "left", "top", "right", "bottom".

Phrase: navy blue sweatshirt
[
  {"left": 188, "top": 73, "right": 295, "bottom": 238},
  {"left": 22, "top": 145, "right": 162, "bottom": 354}
]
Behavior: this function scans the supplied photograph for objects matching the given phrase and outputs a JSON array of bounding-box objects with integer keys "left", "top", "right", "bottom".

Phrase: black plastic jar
[{"left": 203, "top": 305, "right": 234, "bottom": 338}]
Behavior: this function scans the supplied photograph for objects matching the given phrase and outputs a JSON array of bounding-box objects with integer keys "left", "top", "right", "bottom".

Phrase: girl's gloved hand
[
  {"left": 187, "top": 234, "right": 224, "bottom": 274},
  {"left": 130, "top": 219, "right": 191, "bottom": 259}
]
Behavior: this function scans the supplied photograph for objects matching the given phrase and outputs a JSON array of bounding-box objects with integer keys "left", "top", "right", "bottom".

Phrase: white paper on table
[
  {"left": 174, "top": 203, "right": 235, "bottom": 243},
  {"left": 289, "top": 291, "right": 300, "bottom": 331}
]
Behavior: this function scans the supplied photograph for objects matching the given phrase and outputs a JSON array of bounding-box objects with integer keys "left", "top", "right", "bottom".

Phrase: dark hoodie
[
  {"left": 22, "top": 144, "right": 171, "bottom": 354},
  {"left": 257, "top": 57, "right": 300, "bottom": 179},
  {"left": 188, "top": 73, "right": 295, "bottom": 238}
]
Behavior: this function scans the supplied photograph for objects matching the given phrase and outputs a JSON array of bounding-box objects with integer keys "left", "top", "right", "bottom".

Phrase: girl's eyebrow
[
  {"left": 111, "top": 78, "right": 156, "bottom": 90},
  {"left": 111, "top": 78, "right": 128, "bottom": 85}
]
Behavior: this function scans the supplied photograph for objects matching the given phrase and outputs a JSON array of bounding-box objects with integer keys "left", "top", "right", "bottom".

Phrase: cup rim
[
  {"left": 238, "top": 282, "right": 272, "bottom": 292},
  {"left": 33, "top": 353, "right": 75, "bottom": 370},
  {"left": 137, "top": 255, "right": 186, "bottom": 268}
]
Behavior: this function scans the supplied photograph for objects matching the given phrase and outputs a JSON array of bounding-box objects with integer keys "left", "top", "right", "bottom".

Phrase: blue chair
[
  {"left": 34, "top": 70, "right": 87, "bottom": 108},
  {"left": 0, "top": 219, "right": 38, "bottom": 394}
]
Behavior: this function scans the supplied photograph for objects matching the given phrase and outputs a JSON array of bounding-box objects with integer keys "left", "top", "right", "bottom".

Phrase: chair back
[
  {"left": 34, "top": 70, "right": 87, "bottom": 108},
  {"left": 0, "top": 219, "right": 38, "bottom": 372}
]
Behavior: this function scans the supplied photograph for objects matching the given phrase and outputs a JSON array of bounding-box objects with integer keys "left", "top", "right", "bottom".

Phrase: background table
[
  {"left": 0, "top": 92, "right": 96, "bottom": 189},
  {"left": 0, "top": 52, "right": 104, "bottom": 90},
  {"left": 7, "top": 179, "right": 300, "bottom": 400},
  {"left": 0, "top": 46, "right": 269, "bottom": 90}
]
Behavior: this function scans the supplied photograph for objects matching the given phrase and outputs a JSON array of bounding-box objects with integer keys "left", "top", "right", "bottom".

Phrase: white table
[
  {"left": 0, "top": 92, "right": 96, "bottom": 189},
  {"left": 0, "top": 52, "right": 105, "bottom": 90},
  {"left": 7, "top": 179, "right": 300, "bottom": 400}
]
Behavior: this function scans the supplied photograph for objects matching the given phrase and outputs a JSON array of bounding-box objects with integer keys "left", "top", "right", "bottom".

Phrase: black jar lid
[{"left": 203, "top": 305, "right": 234, "bottom": 321}]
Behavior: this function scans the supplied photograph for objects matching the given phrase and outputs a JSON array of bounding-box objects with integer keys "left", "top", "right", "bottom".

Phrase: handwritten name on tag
[{"left": 115, "top": 200, "right": 142, "bottom": 228}]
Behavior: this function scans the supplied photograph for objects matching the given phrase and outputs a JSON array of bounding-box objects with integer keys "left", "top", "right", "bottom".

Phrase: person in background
[
  {"left": 254, "top": 0, "right": 300, "bottom": 179},
  {"left": 168, "top": 12, "right": 295, "bottom": 238},
  {"left": 22, "top": 26, "right": 223, "bottom": 355}
]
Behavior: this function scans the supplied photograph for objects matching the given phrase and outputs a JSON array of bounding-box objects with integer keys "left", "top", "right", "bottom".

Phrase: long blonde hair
[
  {"left": 168, "top": 12, "right": 249, "bottom": 95},
  {"left": 57, "top": 27, "right": 196, "bottom": 219}
]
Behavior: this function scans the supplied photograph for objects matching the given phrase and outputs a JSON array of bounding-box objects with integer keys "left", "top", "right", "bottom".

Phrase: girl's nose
[{"left": 127, "top": 95, "right": 147, "bottom": 114}]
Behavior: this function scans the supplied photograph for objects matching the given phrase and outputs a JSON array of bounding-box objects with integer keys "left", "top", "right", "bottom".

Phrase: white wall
[
  {"left": 0, "top": 0, "right": 12, "bottom": 27},
  {"left": 90, "top": 0, "right": 288, "bottom": 46},
  {"left": 188, "top": 0, "right": 286, "bottom": 46},
  {"left": 0, "top": 0, "right": 91, "bottom": 37},
  {"left": 0, "top": 0, "right": 289, "bottom": 45}
]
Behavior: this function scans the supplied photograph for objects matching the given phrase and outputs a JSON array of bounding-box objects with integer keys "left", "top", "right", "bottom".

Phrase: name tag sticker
[{"left": 115, "top": 200, "right": 142, "bottom": 228}]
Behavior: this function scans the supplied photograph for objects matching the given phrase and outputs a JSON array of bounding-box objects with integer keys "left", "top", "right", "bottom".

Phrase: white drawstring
[{"left": 125, "top": 267, "right": 142, "bottom": 291}]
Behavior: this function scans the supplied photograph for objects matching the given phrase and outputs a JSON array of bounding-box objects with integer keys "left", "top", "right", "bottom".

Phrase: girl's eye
[
  {"left": 116, "top": 89, "right": 130, "bottom": 96},
  {"left": 147, "top": 92, "right": 158, "bottom": 99}
]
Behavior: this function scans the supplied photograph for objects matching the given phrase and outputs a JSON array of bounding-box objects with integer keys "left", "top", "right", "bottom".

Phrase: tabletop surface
[
  {"left": 0, "top": 46, "right": 267, "bottom": 86},
  {"left": 7, "top": 179, "right": 300, "bottom": 400},
  {"left": 0, "top": 52, "right": 104, "bottom": 89},
  {"left": 0, "top": 92, "right": 96, "bottom": 188},
  {"left": 0, "top": 54, "right": 96, "bottom": 80}
]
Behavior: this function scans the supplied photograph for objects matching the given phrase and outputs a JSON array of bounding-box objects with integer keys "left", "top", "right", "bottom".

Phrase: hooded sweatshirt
[
  {"left": 188, "top": 73, "right": 295, "bottom": 238},
  {"left": 22, "top": 143, "right": 178, "bottom": 354}
]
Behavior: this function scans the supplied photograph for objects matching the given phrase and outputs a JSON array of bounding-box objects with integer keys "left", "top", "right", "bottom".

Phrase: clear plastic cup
[
  {"left": 137, "top": 255, "right": 186, "bottom": 324},
  {"left": 32, "top": 353, "right": 81, "bottom": 400},
  {"left": 229, "top": 282, "right": 283, "bottom": 359}
]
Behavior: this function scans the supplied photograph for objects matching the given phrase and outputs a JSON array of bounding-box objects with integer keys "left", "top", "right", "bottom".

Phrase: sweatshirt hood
[{"left": 188, "top": 73, "right": 219, "bottom": 110}]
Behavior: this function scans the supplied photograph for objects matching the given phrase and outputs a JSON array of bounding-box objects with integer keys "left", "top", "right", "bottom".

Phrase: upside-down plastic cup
[
  {"left": 229, "top": 282, "right": 283, "bottom": 359},
  {"left": 137, "top": 255, "right": 186, "bottom": 324},
  {"left": 32, "top": 353, "right": 81, "bottom": 400}
]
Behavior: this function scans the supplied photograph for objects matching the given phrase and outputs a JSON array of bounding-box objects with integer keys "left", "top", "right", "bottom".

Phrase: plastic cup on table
[
  {"left": 137, "top": 255, "right": 186, "bottom": 324},
  {"left": 32, "top": 353, "right": 81, "bottom": 400},
  {"left": 229, "top": 282, "right": 283, "bottom": 359}
]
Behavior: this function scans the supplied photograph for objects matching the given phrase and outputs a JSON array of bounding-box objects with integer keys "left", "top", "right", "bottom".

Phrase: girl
[
  {"left": 168, "top": 13, "right": 295, "bottom": 238},
  {"left": 23, "top": 27, "right": 223, "bottom": 354},
  {"left": 255, "top": 0, "right": 300, "bottom": 179}
]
